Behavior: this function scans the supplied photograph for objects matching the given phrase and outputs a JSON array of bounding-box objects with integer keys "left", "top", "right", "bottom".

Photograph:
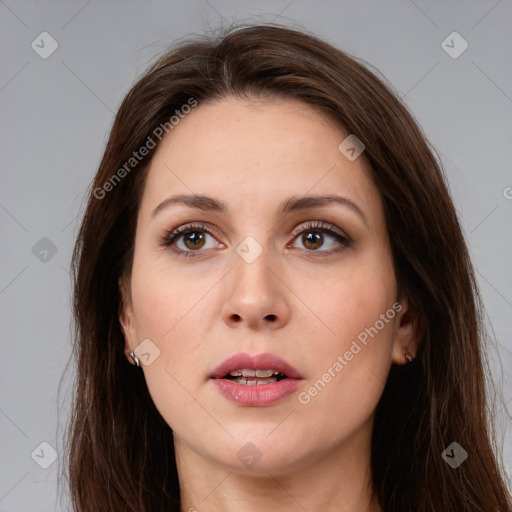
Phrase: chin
[{"left": 208, "top": 431, "right": 312, "bottom": 475}]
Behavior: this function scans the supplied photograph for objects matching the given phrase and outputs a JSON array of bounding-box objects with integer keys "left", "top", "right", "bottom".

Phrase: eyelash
[{"left": 159, "top": 220, "right": 352, "bottom": 258}]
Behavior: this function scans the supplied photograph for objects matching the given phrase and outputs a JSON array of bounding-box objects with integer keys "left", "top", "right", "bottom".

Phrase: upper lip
[{"left": 209, "top": 352, "right": 304, "bottom": 379}]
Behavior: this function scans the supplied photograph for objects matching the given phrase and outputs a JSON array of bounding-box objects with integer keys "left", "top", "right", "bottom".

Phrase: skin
[{"left": 119, "top": 96, "right": 419, "bottom": 512}]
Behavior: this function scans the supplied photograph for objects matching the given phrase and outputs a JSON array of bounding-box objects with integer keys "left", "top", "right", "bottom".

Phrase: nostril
[{"left": 265, "top": 314, "right": 277, "bottom": 321}]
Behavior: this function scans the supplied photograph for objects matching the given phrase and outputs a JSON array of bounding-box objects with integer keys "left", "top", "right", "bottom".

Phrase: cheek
[
  {"left": 130, "top": 253, "right": 217, "bottom": 343},
  {"left": 303, "top": 254, "right": 396, "bottom": 347},
  {"left": 295, "top": 258, "right": 396, "bottom": 410},
  {"left": 128, "top": 263, "right": 221, "bottom": 430}
]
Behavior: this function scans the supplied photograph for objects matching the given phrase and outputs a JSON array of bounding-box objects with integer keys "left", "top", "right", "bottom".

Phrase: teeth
[
  {"left": 231, "top": 377, "right": 278, "bottom": 385},
  {"left": 229, "top": 369, "right": 279, "bottom": 378},
  {"left": 256, "top": 369, "right": 275, "bottom": 378}
]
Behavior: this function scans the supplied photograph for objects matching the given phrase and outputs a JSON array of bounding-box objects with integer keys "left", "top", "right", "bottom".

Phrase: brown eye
[
  {"left": 160, "top": 223, "right": 220, "bottom": 258},
  {"left": 290, "top": 221, "right": 351, "bottom": 255},
  {"left": 182, "top": 231, "right": 206, "bottom": 250},
  {"left": 301, "top": 231, "right": 324, "bottom": 250}
]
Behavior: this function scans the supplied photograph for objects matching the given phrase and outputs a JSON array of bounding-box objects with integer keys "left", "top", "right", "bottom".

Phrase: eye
[
  {"left": 160, "top": 223, "right": 222, "bottom": 258},
  {"left": 289, "top": 220, "right": 351, "bottom": 255},
  {"left": 160, "top": 220, "right": 352, "bottom": 258}
]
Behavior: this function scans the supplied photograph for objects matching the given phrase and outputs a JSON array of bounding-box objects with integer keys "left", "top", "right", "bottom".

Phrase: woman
[{"left": 64, "top": 23, "right": 512, "bottom": 511}]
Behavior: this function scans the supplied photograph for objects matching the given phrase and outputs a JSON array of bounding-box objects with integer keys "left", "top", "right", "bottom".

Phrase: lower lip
[{"left": 211, "top": 378, "right": 303, "bottom": 407}]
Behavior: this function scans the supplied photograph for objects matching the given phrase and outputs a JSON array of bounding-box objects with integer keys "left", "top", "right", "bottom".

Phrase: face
[{"left": 119, "top": 96, "right": 415, "bottom": 476}]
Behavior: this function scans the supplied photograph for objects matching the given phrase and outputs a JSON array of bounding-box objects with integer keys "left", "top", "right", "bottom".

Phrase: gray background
[{"left": 1, "top": 1, "right": 511, "bottom": 510}]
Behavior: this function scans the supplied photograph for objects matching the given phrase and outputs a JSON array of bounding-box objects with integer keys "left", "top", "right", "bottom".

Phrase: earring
[
  {"left": 129, "top": 351, "right": 140, "bottom": 367},
  {"left": 404, "top": 351, "right": 414, "bottom": 364}
]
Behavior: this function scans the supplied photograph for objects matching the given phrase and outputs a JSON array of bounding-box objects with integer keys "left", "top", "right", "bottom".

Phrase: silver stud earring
[
  {"left": 129, "top": 351, "right": 140, "bottom": 367},
  {"left": 404, "top": 351, "right": 414, "bottom": 364}
]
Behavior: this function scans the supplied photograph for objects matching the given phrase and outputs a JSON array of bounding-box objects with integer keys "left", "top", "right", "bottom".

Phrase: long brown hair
[{"left": 62, "top": 23, "right": 512, "bottom": 511}]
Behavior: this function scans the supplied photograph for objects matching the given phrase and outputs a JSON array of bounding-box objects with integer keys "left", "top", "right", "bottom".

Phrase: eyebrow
[{"left": 151, "top": 193, "right": 368, "bottom": 225}]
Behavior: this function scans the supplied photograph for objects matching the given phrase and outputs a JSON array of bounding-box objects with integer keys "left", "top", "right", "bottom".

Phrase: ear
[
  {"left": 118, "top": 276, "right": 138, "bottom": 365},
  {"left": 391, "top": 295, "right": 421, "bottom": 365}
]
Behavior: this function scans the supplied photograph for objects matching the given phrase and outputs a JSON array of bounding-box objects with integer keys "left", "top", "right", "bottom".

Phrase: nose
[{"left": 220, "top": 245, "right": 291, "bottom": 330}]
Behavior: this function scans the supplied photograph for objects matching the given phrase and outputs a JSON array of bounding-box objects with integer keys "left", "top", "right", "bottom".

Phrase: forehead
[
  {"left": 152, "top": 96, "right": 347, "bottom": 169},
  {"left": 139, "top": 96, "right": 381, "bottom": 228}
]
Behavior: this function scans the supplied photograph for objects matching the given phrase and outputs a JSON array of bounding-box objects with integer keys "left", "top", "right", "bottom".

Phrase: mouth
[
  {"left": 209, "top": 352, "right": 304, "bottom": 407},
  {"left": 220, "top": 369, "right": 290, "bottom": 385},
  {"left": 209, "top": 352, "right": 304, "bottom": 382}
]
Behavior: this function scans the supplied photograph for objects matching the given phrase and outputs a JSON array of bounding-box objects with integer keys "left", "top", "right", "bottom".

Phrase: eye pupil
[
  {"left": 184, "top": 231, "right": 205, "bottom": 249},
  {"left": 303, "top": 231, "right": 323, "bottom": 250}
]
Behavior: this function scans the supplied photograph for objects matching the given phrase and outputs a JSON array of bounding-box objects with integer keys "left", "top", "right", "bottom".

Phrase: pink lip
[{"left": 209, "top": 352, "right": 304, "bottom": 407}]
